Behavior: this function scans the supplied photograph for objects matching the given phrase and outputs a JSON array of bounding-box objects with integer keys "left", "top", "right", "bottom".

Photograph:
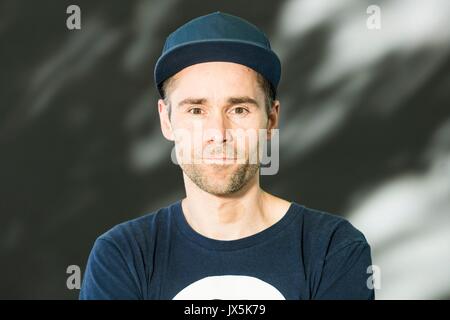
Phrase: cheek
[
  {"left": 243, "top": 110, "right": 269, "bottom": 129},
  {"left": 231, "top": 130, "right": 263, "bottom": 156}
]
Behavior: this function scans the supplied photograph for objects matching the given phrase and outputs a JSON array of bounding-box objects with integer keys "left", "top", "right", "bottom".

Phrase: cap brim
[{"left": 154, "top": 39, "right": 281, "bottom": 98}]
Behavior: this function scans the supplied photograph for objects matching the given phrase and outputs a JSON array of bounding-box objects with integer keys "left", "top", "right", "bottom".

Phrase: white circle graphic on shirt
[{"left": 172, "top": 275, "right": 286, "bottom": 300}]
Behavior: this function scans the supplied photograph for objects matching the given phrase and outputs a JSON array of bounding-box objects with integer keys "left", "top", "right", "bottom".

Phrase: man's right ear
[{"left": 158, "top": 99, "right": 174, "bottom": 141}]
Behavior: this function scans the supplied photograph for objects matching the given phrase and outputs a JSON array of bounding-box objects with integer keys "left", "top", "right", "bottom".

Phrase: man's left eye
[{"left": 230, "top": 107, "right": 249, "bottom": 115}]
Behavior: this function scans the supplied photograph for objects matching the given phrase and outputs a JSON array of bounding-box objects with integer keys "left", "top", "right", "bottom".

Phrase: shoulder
[
  {"left": 295, "top": 206, "right": 374, "bottom": 299},
  {"left": 298, "top": 204, "right": 369, "bottom": 256},
  {"left": 95, "top": 201, "right": 178, "bottom": 251},
  {"left": 80, "top": 202, "right": 180, "bottom": 300}
]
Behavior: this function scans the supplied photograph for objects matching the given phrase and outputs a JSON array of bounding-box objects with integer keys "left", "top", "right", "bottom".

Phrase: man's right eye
[{"left": 188, "top": 107, "right": 204, "bottom": 115}]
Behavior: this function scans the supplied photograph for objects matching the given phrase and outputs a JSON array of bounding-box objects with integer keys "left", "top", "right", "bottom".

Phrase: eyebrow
[
  {"left": 227, "top": 96, "right": 259, "bottom": 107},
  {"left": 177, "top": 96, "right": 260, "bottom": 108},
  {"left": 177, "top": 98, "right": 207, "bottom": 107}
]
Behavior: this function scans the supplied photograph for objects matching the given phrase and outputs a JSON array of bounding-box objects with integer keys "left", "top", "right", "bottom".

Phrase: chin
[
  {"left": 204, "top": 187, "right": 240, "bottom": 196},
  {"left": 203, "top": 163, "right": 237, "bottom": 171}
]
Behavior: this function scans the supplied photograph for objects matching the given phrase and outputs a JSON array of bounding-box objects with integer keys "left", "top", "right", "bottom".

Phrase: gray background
[{"left": 1, "top": 0, "right": 449, "bottom": 299}]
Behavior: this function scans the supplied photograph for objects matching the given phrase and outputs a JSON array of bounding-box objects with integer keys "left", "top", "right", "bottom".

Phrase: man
[{"left": 80, "top": 12, "right": 374, "bottom": 300}]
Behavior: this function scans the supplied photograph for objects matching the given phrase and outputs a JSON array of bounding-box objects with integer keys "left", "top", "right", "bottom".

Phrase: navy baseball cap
[{"left": 154, "top": 11, "right": 281, "bottom": 99}]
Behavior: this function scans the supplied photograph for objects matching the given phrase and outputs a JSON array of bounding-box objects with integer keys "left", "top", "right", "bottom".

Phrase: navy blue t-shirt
[{"left": 79, "top": 200, "right": 375, "bottom": 300}]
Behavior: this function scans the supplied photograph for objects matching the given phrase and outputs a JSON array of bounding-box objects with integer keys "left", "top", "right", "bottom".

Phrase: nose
[{"left": 203, "top": 111, "right": 233, "bottom": 144}]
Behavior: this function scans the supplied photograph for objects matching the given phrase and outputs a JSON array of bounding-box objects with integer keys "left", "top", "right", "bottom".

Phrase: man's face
[{"left": 159, "top": 61, "right": 273, "bottom": 196}]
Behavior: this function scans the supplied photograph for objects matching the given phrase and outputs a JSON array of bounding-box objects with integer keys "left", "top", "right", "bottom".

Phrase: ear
[
  {"left": 266, "top": 100, "right": 280, "bottom": 140},
  {"left": 158, "top": 99, "right": 174, "bottom": 141}
]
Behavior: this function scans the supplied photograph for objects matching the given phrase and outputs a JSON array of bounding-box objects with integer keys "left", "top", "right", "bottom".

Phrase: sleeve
[
  {"left": 79, "top": 237, "right": 142, "bottom": 300},
  {"left": 313, "top": 241, "right": 375, "bottom": 300}
]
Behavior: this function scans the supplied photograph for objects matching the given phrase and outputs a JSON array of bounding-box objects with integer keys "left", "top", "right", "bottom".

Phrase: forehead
[{"left": 169, "top": 61, "right": 260, "bottom": 100}]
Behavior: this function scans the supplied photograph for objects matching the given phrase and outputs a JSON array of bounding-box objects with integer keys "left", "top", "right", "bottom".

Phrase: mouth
[
  {"left": 203, "top": 157, "right": 237, "bottom": 160},
  {"left": 202, "top": 157, "right": 238, "bottom": 163}
]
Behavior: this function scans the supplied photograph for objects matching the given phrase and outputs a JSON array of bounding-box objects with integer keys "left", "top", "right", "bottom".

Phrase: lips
[
  {"left": 202, "top": 156, "right": 238, "bottom": 163},
  {"left": 203, "top": 154, "right": 236, "bottom": 160}
]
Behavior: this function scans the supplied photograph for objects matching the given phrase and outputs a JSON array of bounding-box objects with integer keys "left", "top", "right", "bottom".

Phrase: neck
[{"left": 181, "top": 171, "right": 277, "bottom": 240}]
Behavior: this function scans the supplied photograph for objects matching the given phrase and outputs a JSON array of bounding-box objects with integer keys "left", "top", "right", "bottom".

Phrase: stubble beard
[{"left": 181, "top": 160, "right": 260, "bottom": 196}]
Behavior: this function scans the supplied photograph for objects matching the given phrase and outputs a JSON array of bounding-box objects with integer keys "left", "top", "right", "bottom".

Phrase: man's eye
[
  {"left": 188, "top": 107, "right": 204, "bottom": 115},
  {"left": 230, "top": 107, "right": 249, "bottom": 115}
]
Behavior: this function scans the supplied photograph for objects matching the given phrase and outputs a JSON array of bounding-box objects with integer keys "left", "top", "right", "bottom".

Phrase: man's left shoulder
[{"left": 300, "top": 205, "right": 370, "bottom": 253}]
